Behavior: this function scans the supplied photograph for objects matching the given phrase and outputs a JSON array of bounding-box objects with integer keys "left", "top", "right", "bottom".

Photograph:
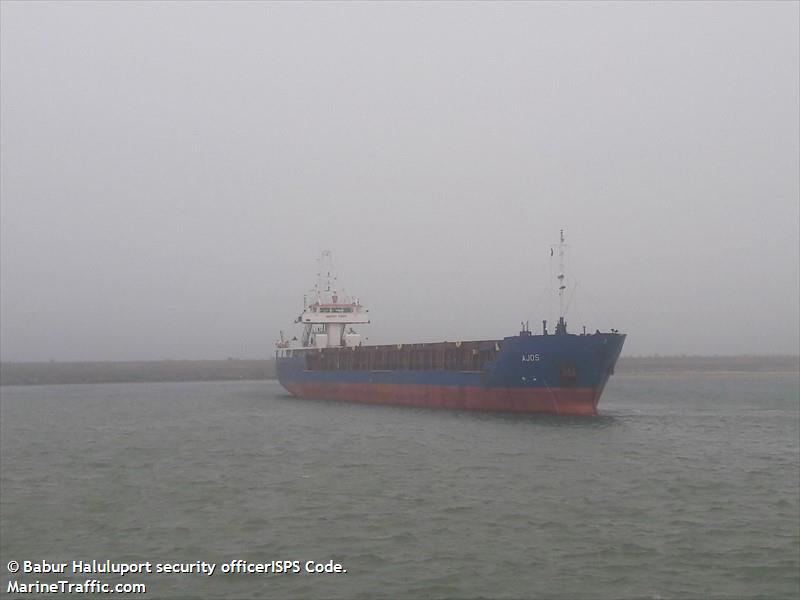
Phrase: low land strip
[{"left": 0, "top": 359, "right": 275, "bottom": 386}]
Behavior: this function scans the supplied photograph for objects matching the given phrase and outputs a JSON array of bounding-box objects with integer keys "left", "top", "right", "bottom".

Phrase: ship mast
[
  {"left": 316, "top": 250, "right": 336, "bottom": 299},
  {"left": 551, "top": 229, "right": 568, "bottom": 335},
  {"left": 557, "top": 229, "right": 566, "bottom": 320}
]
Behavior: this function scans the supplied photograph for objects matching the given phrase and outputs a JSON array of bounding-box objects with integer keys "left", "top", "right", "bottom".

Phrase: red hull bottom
[{"left": 282, "top": 382, "right": 601, "bottom": 416}]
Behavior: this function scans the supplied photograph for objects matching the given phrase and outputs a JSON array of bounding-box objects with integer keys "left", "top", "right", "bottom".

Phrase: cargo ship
[{"left": 276, "top": 234, "right": 625, "bottom": 416}]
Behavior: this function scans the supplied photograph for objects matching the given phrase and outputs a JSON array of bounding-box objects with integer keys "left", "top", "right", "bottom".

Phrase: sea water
[{"left": 1, "top": 374, "right": 798, "bottom": 599}]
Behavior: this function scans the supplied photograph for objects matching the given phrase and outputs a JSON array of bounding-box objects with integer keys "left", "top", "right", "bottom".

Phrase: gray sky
[{"left": 1, "top": 1, "right": 798, "bottom": 361}]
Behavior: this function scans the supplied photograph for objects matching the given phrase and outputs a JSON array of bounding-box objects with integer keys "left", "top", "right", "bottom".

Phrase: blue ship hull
[{"left": 276, "top": 332, "right": 625, "bottom": 415}]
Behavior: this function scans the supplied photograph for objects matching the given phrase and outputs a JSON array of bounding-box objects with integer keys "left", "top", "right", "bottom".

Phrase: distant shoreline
[
  {"left": 0, "top": 359, "right": 275, "bottom": 387},
  {"left": 616, "top": 370, "right": 800, "bottom": 378},
  {"left": 1, "top": 356, "right": 797, "bottom": 387}
]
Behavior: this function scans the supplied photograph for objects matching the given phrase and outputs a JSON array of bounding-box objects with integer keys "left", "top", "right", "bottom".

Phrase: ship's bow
[{"left": 488, "top": 331, "right": 626, "bottom": 416}]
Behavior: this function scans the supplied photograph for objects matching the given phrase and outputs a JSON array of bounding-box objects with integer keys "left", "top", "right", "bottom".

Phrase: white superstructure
[{"left": 277, "top": 251, "right": 369, "bottom": 356}]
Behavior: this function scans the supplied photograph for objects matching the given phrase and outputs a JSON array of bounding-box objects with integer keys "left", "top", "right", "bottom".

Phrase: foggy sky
[{"left": 1, "top": 1, "right": 798, "bottom": 361}]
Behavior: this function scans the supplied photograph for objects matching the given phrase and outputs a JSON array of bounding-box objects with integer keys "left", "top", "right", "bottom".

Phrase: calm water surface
[{"left": 1, "top": 374, "right": 798, "bottom": 599}]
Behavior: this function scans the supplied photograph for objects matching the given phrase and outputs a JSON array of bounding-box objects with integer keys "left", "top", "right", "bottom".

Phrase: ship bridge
[{"left": 301, "top": 301, "right": 370, "bottom": 323}]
